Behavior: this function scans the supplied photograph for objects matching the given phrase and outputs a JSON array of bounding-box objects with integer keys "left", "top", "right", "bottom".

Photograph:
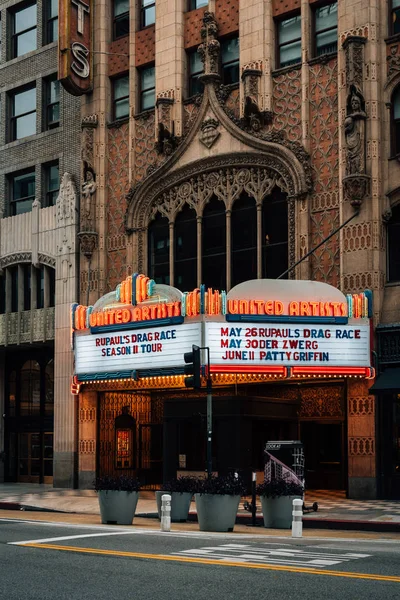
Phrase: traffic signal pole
[
  {"left": 205, "top": 347, "right": 213, "bottom": 480},
  {"left": 183, "top": 344, "right": 213, "bottom": 479}
]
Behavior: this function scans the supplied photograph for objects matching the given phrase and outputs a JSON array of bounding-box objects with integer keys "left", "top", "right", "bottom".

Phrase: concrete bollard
[
  {"left": 291, "top": 498, "right": 303, "bottom": 538},
  {"left": 161, "top": 494, "right": 171, "bottom": 532}
]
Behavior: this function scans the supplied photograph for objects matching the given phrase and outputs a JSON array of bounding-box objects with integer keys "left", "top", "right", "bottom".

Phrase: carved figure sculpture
[
  {"left": 344, "top": 86, "right": 366, "bottom": 176},
  {"left": 81, "top": 168, "right": 97, "bottom": 226}
]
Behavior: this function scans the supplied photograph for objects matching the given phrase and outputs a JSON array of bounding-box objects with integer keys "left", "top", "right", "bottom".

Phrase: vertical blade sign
[{"left": 59, "top": 0, "right": 93, "bottom": 95}]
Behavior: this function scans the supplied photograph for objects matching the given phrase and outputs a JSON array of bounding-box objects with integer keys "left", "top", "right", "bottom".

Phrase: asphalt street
[{"left": 1, "top": 518, "right": 400, "bottom": 600}]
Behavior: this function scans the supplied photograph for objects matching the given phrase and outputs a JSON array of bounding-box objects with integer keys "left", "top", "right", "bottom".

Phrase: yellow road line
[{"left": 20, "top": 543, "right": 400, "bottom": 583}]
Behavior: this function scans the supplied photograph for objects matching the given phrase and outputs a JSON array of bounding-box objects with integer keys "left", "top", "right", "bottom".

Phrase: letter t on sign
[{"left": 71, "top": 0, "right": 90, "bottom": 34}]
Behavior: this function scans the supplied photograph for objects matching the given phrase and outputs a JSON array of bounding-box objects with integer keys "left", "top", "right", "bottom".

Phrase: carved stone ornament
[
  {"left": 78, "top": 231, "right": 98, "bottom": 260},
  {"left": 198, "top": 12, "right": 220, "bottom": 81},
  {"left": 343, "top": 174, "right": 370, "bottom": 207},
  {"left": 57, "top": 173, "right": 78, "bottom": 225},
  {"left": 81, "top": 113, "right": 98, "bottom": 129},
  {"left": 343, "top": 36, "right": 366, "bottom": 91},
  {"left": 199, "top": 117, "right": 220, "bottom": 148},
  {"left": 387, "top": 44, "right": 400, "bottom": 77},
  {"left": 155, "top": 98, "right": 178, "bottom": 155}
]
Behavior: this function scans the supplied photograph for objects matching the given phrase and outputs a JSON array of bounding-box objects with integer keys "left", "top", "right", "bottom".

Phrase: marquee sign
[
  {"left": 74, "top": 323, "right": 202, "bottom": 377},
  {"left": 59, "top": 0, "right": 93, "bottom": 95},
  {"left": 205, "top": 323, "right": 370, "bottom": 369},
  {"left": 71, "top": 274, "right": 374, "bottom": 386}
]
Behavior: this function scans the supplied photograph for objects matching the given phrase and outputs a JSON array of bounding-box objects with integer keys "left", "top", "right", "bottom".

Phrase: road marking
[
  {"left": 174, "top": 544, "right": 371, "bottom": 568},
  {"left": 15, "top": 543, "right": 400, "bottom": 583},
  {"left": 9, "top": 531, "right": 141, "bottom": 545}
]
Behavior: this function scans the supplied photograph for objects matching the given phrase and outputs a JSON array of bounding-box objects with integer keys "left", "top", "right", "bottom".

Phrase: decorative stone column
[
  {"left": 347, "top": 379, "right": 376, "bottom": 499},
  {"left": 53, "top": 173, "right": 79, "bottom": 488}
]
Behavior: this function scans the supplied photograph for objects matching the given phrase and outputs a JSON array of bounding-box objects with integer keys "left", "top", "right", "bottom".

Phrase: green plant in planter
[
  {"left": 95, "top": 475, "right": 141, "bottom": 525},
  {"left": 94, "top": 475, "right": 141, "bottom": 492},
  {"left": 162, "top": 476, "right": 199, "bottom": 494},
  {"left": 196, "top": 473, "right": 247, "bottom": 496},
  {"left": 256, "top": 479, "right": 303, "bottom": 498},
  {"left": 257, "top": 479, "right": 304, "bottom": 529},
  {"left": 194, "top": 474, "right": 246, "bottom": 532}
]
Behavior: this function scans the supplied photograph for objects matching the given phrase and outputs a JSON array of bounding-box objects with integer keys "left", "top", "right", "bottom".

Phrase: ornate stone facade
[{"left": 74, "top": 1, "right": 400, "bottom": 498}]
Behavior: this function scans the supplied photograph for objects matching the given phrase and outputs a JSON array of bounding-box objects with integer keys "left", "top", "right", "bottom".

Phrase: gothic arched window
[
  {"left": 174, "top": 204, "right": 197, "bottom": 291},
  {"left": 388, "top": 204, "right": 400, "bottom": 283},
  {"left": 148, "top": 212, "right": 170, "bottom": 284},
  {"left": 262, "top": 187, "right": 288, "bottom": 279},
  {"left": 392, "top": 86, "right": 400, "bottom": 157},
  {"left": 231, "top": 193, "right": 257, "bottom": 287},
  {"left": 202, "top": 196, "right": 226, "bottom": 290}
]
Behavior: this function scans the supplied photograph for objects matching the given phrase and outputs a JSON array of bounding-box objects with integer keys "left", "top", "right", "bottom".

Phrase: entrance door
[
  {"left": 18, "top": 433, "right": 41, "bottom": 483},
  {"left": 300, "top": 422, "right": 345, "bottom": 490},
  {"left": 17, "top": 432, "right": 53, "bottom": 484}
]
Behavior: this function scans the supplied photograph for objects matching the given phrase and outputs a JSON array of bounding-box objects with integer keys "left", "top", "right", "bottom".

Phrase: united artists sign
[{"left": 59, "top": 0, "right": 93, "bottom": 95}]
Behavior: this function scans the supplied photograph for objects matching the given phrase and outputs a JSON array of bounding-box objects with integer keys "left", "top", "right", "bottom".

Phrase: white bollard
[
  {"left": 161, "top": 494, "right": 171, "bottom": 532},
  {"left": 291, "top": 498, "right": 303, "bottom": 538}
]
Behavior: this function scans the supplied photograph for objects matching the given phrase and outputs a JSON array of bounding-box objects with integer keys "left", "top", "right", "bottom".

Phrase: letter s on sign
[{"left": 71, "top": 42, "right": 90, "bottom": 78}]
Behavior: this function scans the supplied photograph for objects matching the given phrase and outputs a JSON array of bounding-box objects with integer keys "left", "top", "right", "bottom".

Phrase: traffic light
[{"left": 184, "top": 345, "right": 202, "bottom": 389}]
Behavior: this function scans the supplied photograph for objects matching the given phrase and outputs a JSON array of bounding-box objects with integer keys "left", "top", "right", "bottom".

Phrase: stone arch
[
  {"left": 127, "top": 153, "right": 304, "bottom": 274},
  {"left": 0, "top": 252, "right": 56, "bottom": 269}
]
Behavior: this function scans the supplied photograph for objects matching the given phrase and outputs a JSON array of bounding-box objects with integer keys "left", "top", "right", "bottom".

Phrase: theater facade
[
  {"left": 73, "top": 275, "right": 375, "bottom": 496},
  {"left": 57, "top": 0, "right": 400, "bottom": 498}
]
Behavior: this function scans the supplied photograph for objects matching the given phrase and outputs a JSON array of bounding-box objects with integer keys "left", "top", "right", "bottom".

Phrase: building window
[
  {"left": 139, "top": 66, "right": 155, "bottom": 111},
  {"left": 392, "top": 87, "right": 400, "bottom": 156},
  {"left": 221, "top": 37, "right": 239, "bottom": 85},
  {"left": 189, "top": 0, "right": 208, "bottom": 9},
  {"left": 37, "top": 267, "right": 44, "bottom": 308},
  {"left": 112, "top": 75, "right": 129, "bottom": 119},
  {"left": 390, "top": 0, "right": 400, "bottom": 36},
  {"left": 188, "top": 50, "right": 204, "bottom": 96},
  {"left": 11, "top": 3, "right": 37, "bottom": 58},
  {"left": 148, "top": 212, "right": 170, "bottom": 284},
  {"left": 10, "top": 85, "right": 36, "bottom": 141},
  {"left": 44, "top": 75, "right": 60, "bottom": 130},
  {"left": 277, "top": 15, "right": 301, "bottom": 68},
  {"left": 262, "top": 187, "right": 288, "bottom": 278},
  {"left": 23, "top": 265, "right": 31, "bottom": 310},
  {"left": 174, "top": 205, "right": 197, "bottom": 291},
  {"left": 314, "top": 2, "right": 337, "bottom": 57},
  {"left": 43, "top": 162, "right": 59, "bottom": 206},
  {"left": 388, "top": 204, "right": 400, "bottom": 282},
  {"left": 202, "top": 197, "right": 226, "bottom": 290},
  {"left": 20, "top": 360, "right": 41, "bottom": 415},
  {"left": 10, "top": 170, "right": 35, "bottom": 216},
  {"left": 10, "top": 266, "right": 18, "bottom": 312},
  {"left": 141, "top": 0, "right": 155, "bottom": 28},
  {"left": 231, "top": 194, "right": 257, "bottom": 287},
  {"left": 113, "top": 0, "right": 129, "bottom": 39},
  {"left": 45, "top": 0, "right": 58, "bottom": 43}
]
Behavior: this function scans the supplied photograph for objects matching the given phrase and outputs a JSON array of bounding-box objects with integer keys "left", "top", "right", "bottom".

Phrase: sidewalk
[{"left": 0, "top": 484, "right": 399, "bottom": 533}]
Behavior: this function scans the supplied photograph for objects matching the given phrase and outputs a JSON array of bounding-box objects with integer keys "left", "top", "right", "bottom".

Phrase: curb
[
  {"left": 0, "top": 502, "right": 64, "bottom": 513},
  {"left": 137, "top": 511, "right": 400, "bottom": 533},
  {"left": 2, "top": 504, "right": 400, "bottom": 533}
]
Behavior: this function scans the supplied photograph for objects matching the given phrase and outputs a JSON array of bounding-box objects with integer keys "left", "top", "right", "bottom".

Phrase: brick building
[
  {"left": 65, "top": 0, "right": 400, "bottom": 498},
  {"left": 0, "top": 0, "right": 81, "bottom": 487}
]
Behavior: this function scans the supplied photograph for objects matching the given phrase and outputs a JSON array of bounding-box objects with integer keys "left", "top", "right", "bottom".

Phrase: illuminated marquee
[
  {"left": 71, "top": 275, "right": 373, "bottom": 387},
  {"left": 71, "top": 274, "right": 371, "bottom": 333},
  {"left": 59, "top": 0, "right": 93, "bottom": 95}
]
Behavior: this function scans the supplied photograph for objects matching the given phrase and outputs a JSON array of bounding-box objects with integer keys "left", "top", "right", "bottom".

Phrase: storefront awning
[{"left": 369, "top": 368, "right": 400, "bottom": 394}]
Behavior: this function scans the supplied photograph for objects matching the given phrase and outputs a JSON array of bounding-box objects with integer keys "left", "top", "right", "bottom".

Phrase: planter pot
[
  {"left": 98, "top": 490, "right": 139, "bottom": 525},
  {"left": 260, "top": 495, "right": 302, "bottom": 529},
  {"left": 156, "top": 491, "right": 193, "bottom": 522},
  {"left": 195, "top": 494, "right": 240, "bottom": 532}
]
